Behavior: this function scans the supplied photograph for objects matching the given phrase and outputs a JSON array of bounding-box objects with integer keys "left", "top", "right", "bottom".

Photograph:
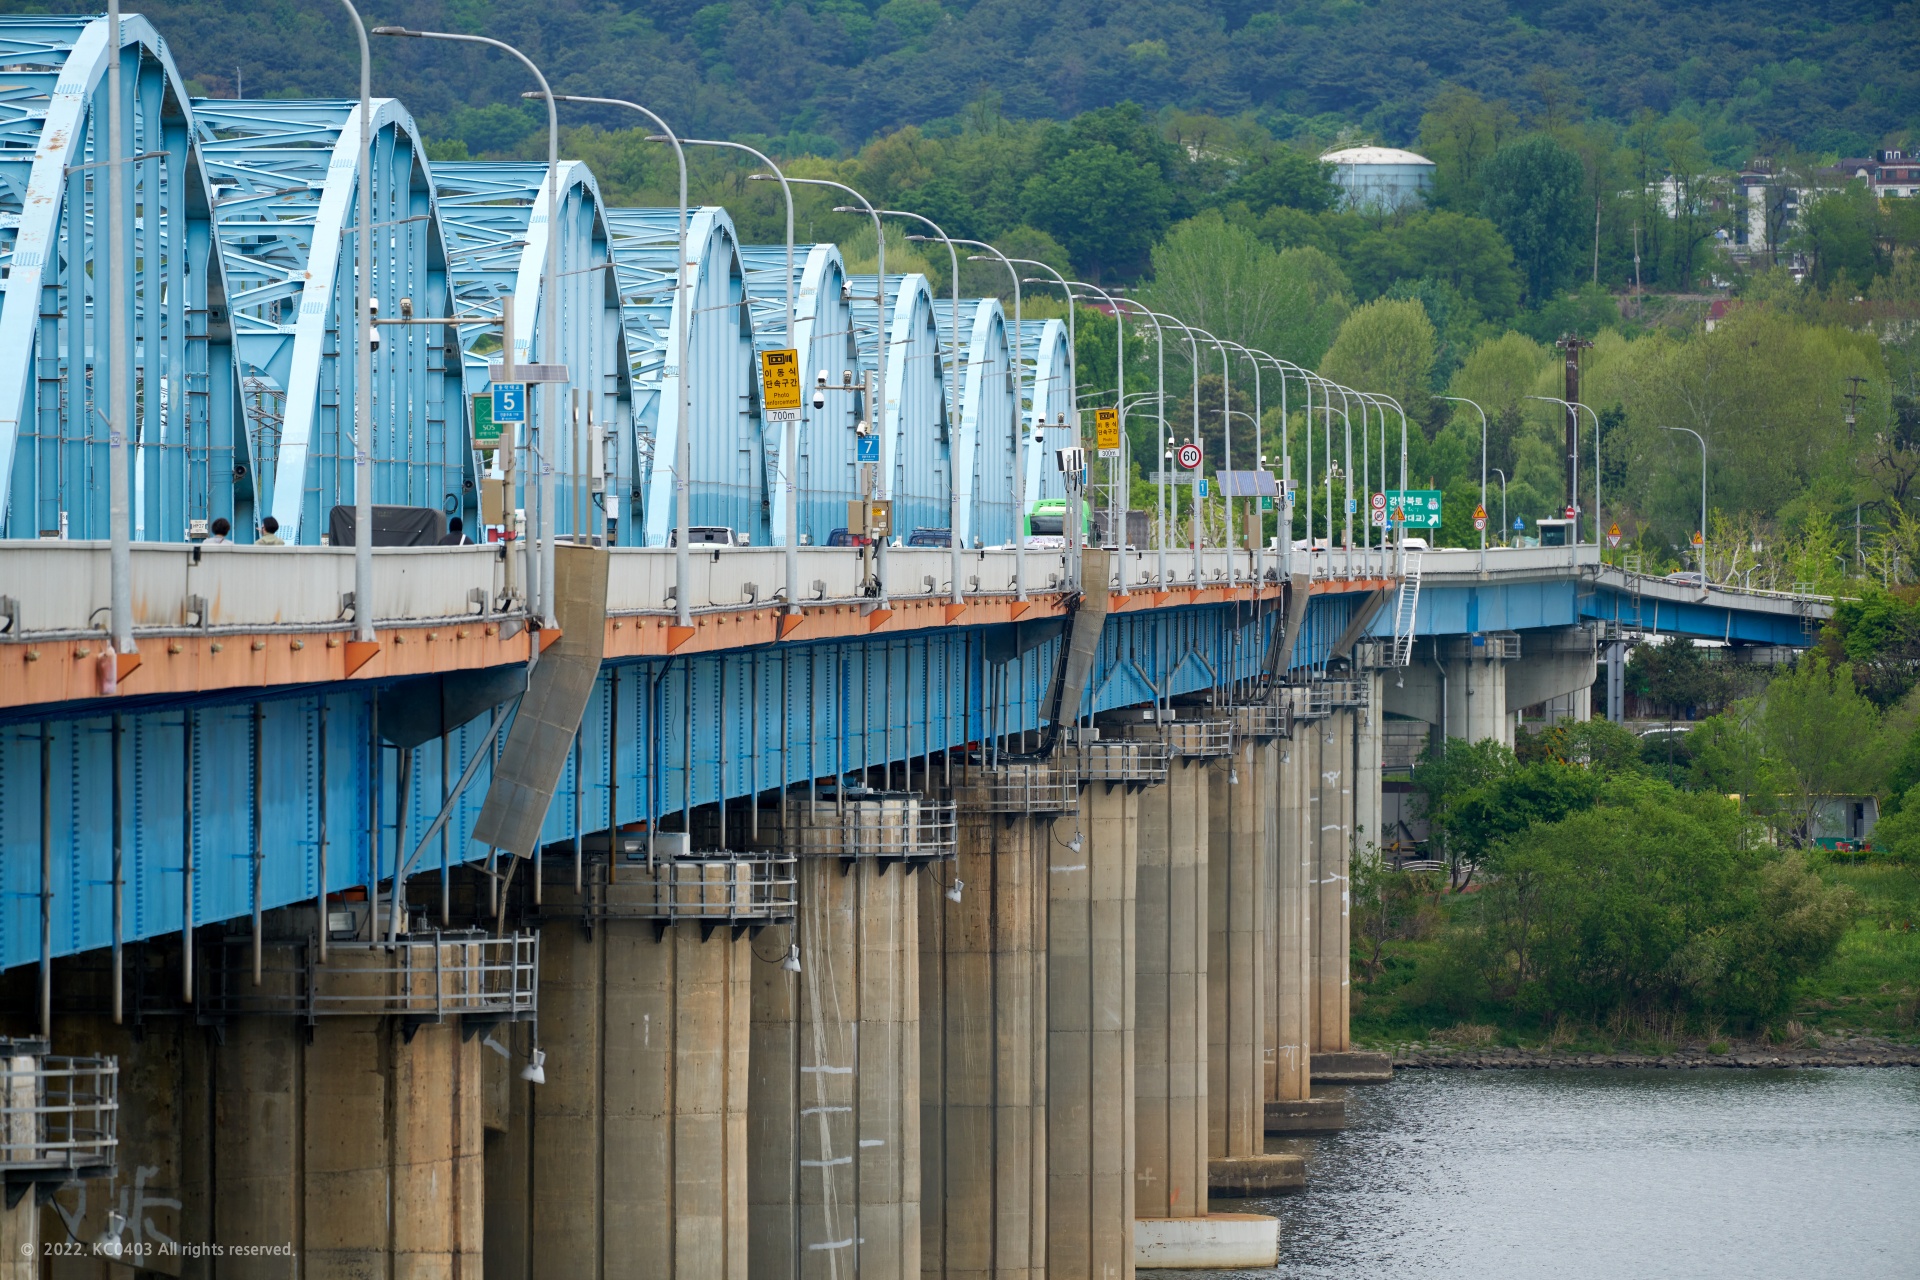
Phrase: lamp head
[
  {"left": 370, "top": 25, "right": 421, "bottom": 36},
  {"left": 1068, "top": 829, "right": 1083, "bottom": 853},
  {"left": 782, "top": 943, "right": 802, "bottom": 973},
  {"left": 519, "top": 1047, "right": 547, "bottom": 1085},
  {"left": 945, "top": 878, "right": 965, "bottom": 904}
]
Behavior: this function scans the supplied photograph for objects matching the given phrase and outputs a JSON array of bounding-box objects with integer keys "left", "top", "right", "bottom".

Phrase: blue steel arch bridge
[{"left": 0, "top": 13, "right": 1834, "bottom": 1020}]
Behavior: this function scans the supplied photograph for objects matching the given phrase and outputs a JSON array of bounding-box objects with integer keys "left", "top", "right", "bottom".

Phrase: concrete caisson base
[
  {"left": 1207, "top": 1154, "right": 1305, "bottom": 1197},
  {"left": 1312, "top": 1050, "right": 1393, "bottom": 1083},
  {"left": 1263, "top": 1095, "right": 1347, "bottom": 1133},
  {"left": 1133, "top": 1213, "right": 1280, "bottom": 1269}
]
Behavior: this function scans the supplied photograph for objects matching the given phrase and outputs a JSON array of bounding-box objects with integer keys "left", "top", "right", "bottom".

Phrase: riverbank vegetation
[{"left": 1356, "top": 652, "right": 1920, "bottom": 1050}]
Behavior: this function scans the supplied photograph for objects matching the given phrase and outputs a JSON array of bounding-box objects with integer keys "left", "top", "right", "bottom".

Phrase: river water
[{"left": 1185, "top": 1067, "right": 1920, "bottom": 1279}]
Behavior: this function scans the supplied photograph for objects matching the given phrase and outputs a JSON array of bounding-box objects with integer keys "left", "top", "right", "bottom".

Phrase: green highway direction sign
[{"left": 1373, "top": 489, "right": 1443, "bottom": 529}]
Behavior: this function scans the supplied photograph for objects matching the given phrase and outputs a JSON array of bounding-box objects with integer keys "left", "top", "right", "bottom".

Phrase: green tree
[
  {"left": 1022, "top": 142, "right": 1173, "bottom": 280},
  {"left": 1796, "top": 184, "right": 1889, "bottom": 291},
  {"left": 1232, "top": 145, "right": 1339, "bottom": 214},
  {"left": 1141, "top": 212, "right": 1350, "bottom": 374},
  {"left": 1760, "top": 655, "right": 1889, "bottom": 843},
  {"left": 1822, "top": 590, "right": 1920, "bottom": 708},
  {"left": 1409, "top": 737, "right": 1517, "bottom": 888},
  {"left": 1418, "top": 85, "right": 1521, "bottom": 214},
  {"left": 1460, "top": 784, "right": 1851, "bottom": 1027},
  {"left": 1318, "top": 299, "right": 1436, "bottom": 419},
  {"left": 1479, "top": 133, "right": 1588, "bottom": 304}
]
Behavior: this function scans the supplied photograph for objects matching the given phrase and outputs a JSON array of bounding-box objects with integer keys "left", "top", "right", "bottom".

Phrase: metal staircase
[{"left": 1388, "top": 550, "right": 1423, "bottom": 666}]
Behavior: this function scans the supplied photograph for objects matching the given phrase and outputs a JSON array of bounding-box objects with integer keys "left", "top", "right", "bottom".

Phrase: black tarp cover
[{"left": 326, "top": 504, "right": 446, "bottom": 547}]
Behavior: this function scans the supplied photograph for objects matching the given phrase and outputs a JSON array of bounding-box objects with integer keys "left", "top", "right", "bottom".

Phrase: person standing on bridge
[
  {"left": 256, "top": 516, "right": 285, "bottom": 546},
  {"left": 438, "top": 516, "right": 473, "bottom": 546}
]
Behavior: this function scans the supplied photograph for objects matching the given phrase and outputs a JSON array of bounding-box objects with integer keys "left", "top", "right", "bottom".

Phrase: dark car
[
  {"left": 826, "top": 527, "right": 873, "bottom": 548},
  {"left": 907, "top": 528, "right": 952, "bottom": 547}
]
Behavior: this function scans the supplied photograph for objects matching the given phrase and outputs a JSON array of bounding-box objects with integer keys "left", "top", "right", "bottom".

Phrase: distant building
[
  {"left": 1319, "top": 146, "right": 1435, "bottom": 213},
  {"left": 1831, "top": 150, "right": 1920, "bottom": 199}
]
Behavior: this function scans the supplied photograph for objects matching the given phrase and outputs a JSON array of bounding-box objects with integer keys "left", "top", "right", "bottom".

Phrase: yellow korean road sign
[
  {"left": 1094, "top": 407, "right": 1121, "bottom": 452},
  {"left": 759, "top": 348, "right": 803, "bottom": 415}
]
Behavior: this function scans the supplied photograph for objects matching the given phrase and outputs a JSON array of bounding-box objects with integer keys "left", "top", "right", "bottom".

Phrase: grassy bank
[
  {"left": 1352, "top": 857, "right": 1920, "bottom": 1053},
  {"left": 1792, "top": 857, "right": 1920, "bottom": 1037}
]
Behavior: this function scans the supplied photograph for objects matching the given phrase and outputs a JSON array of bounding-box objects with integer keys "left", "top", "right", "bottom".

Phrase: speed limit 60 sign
[{"left": 1176, "top": 441, "right": 1203, "bottom": 470}]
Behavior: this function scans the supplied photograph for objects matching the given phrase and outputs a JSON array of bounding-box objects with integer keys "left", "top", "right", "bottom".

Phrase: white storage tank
[{"left": 1320, "top": 146, "right": 1436, "bottom": 213}]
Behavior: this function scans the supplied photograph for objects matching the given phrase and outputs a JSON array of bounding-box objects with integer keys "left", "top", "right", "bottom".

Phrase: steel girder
[
  {"left": 434, "top": 160, "right": 632, "bottom": 542},
  {"left": 193, "top": 96, "right": 470, "bottom": 543},
  {"left": 0, "top": 15, "right": 242, "bottom": 544}
]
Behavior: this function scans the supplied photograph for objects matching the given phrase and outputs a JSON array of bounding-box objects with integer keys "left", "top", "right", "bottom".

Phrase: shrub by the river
[{"left": 1370, "top": 777, "right": 1857, "bottom": 1035}]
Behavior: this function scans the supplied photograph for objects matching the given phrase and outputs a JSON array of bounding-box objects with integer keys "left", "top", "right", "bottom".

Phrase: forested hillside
[{"left": 133, "top": 0, "right": 1918, "bottom": 159}]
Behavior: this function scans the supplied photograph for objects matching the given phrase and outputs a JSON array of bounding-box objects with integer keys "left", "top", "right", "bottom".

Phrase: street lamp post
[
  {"left": 788, "top": 177, "right": 890, "bottom": 603},
  {"left": 1436, "top": 395, "right": 1489, "bottom": 573},
  {"left": 106, "top": 0, "right": 133, "bottom": 656},
  {"left": 1224, "top": 342, "right": 1266, "bottom": 587},
  {"left": 335, "top": 2, "right": 376, "bottom": 644},
  {"left": 956, "top": 241, "right": 1031, "bottom": 598},
  {"left": 1059, "top": 279, "right": 1134, "bottom": 594},
  {"left": 1255, "top": 354, "right": 1311, "bottom": 581},
  {"left": 1189, "top": 327, "right": 1237, "bottom": 587},
  {"left": 1011, "top": 260, "right": 1087, "bottom": 588},
  {"left": 1109, "top": 301, "right": 1168, "bottom": 584},
  {"left": 538, "top": 97, "right": 688, "bottom": 623},
  {"left": 1137, "top": 309, "right": 1203, "bottom": 583},
  {"left": 1530, "top": 395, "right": 1603, "bottom": 547},
  {"left": 1363, "top": 393, "right": 1412, "bottom": 575},
  {"left": 376, "top": 25, "right": 562, "bottom": 626},
  {"left": 891, "top": 221, "right": 965, "bottom": 602},
  {"left": 1661, "top": 425, "right": 1708, "bottom": 582},
  {"left": 685, "top": 143, "right": 800, "bottom": 615}
]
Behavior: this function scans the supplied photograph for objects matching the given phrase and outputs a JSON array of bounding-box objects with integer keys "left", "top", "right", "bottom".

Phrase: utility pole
[
  {"left": 1557, "top": 334, "right": 1591, "bottom": 537},
  {"left": 1844, "top": 374, "right": 1866, "bottom": 435}
]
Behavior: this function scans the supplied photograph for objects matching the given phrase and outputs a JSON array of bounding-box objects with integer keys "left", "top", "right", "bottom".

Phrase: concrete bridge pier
[
  {"left": 27, "top": 922, "right": 488, "bottom": 1278},
  {"left": 209, "top": 951, "right": 485, "bottom": 1278},
  {"left": 919, "top": 782, "right": 1048, "bottom": 1280},
  {"left": 1353, "top": 677, "right": 1384, "bottom": 857},
  {"left": 1047, "top": 779, "right": 1137, "bottom": 1280},
  {"left": 1314, "top": 709, "right": 1354, "bottom": 1056},
  {"left": 1133, "top": 756, "right": 1206, "bottom": 1234},
  {"left": 1132, "top": 752, "right": 1278, "bottom": 1271},
  {"left": 1265, "top": 714, "right": 1343, "bottom": 1136},
  {"left": 751, "top": 802, "right": 922, "bottom": 1280},
  {"left": 488, "top": 872, "right": 752, "bottom": 1280},
  {"left": 1205, "top": 742, "right": 1298, "bottom": 1199}
]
